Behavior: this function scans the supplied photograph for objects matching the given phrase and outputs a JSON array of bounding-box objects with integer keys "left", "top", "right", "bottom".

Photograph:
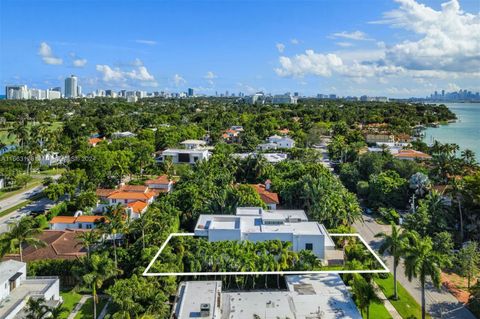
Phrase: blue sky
[{"left": 1, "top": 0, "right": 479, "bottom": 97}]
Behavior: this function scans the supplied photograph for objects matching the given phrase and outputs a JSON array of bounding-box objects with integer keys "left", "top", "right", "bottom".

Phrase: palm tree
[
  {"left": 0, "top": 217, "right": 46, "bottom": 262},
  {"left": 25, "top": 298, "right": 49, "bottom": 319},
  {"left": 375, "top": 223, "right": 405, "bottom": 300},
  {"left": 403, "top": 231, "right": 443, "bottom": 319},
  {"left": 96, "top": 204, "right": 126, "bottom": 269},
  {"left": 79, "top": 253, "right": 120, "bottom": 319},
  {"left": 461, "top": 149, "right": 477, "bottom": 168},
  {"left": 8, "top": 122, "right": 29, "bottom": 149},
  {"left": 76, "top": 230, "right": 100, "bottom": 258},
  {"left": 351, "top": 275, "right": 382, "bottom": 319},
  {"left": 450, "top": 178, "right": 465, "bottom": 242}
]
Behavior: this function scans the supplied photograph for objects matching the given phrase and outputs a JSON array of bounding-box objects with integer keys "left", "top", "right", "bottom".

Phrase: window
[
  {"left": 78, "top": 223, "right": 83, "bottom": 229},
  {"left": 305, "top": 243, "right": 313, "bottom": 251},
  {"left": 86, "top": 224, "right": 92, "bottom": 229},
  {"left": 193, "top": 156, "right": 199, "bottom": 162}
]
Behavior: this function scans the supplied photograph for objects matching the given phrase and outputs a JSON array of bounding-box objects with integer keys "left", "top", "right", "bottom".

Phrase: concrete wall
[{"left": 209, "top": 229, "right": 241, "bottom": 242}]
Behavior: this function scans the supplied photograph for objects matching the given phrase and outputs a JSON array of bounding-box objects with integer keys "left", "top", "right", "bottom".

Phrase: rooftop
[
  {"left": 0, "top": 260, "right": 24, "bottom": 284},
  {"left": 174, "top": 281, "right": 221, "bottom": 319},
  {"left": 180, "top": 139, "right": 207, "bottom": 145}
]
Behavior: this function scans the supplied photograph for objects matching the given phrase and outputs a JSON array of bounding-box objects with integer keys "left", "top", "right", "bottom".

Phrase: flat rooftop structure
[
  {"left": 173, "top": 274, "right": 361, "bottom": 319},
  {"left": 173, "top": 281, "right": 222, "bottom": 319}
]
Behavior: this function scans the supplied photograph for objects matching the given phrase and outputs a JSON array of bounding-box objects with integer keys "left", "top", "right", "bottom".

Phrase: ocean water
[{"left": 423, "top": 103, "right": 480, "bottom": 158}]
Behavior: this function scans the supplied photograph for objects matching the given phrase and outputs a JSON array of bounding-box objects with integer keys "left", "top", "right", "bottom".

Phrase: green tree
[
  {"left": 375, "top": 223, "right": 406, "bottom": 300},
  {"left": 351, "top": 275, "right": 382, "bottom": 319},
  {"left": 0, "top": 217, "right": 46, "bottom": 262},
  {"left": 403, "top": 232, "right": 443, "bottom": 319},
  {"left": 457, "top": 241, "right": 480, "bottom": 289},
  {"left": 76, "top": 230, "right": 100, "bottom": 258},
  {"left": 76, "top": 253, "right": 120, "bottom": 319}
]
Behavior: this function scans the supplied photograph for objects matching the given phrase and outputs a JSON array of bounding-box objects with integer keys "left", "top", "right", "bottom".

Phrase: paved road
[
  {"left": 355, "top": 214, "right": 476, "bottom": 319},
  {"left": 0, "top": 197, "right": 55, "bottom": 234}
]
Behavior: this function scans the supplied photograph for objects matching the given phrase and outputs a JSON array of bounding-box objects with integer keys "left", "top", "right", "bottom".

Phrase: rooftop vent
[{"left": 200, "top": 303, "right": 210, "bottom": 317}]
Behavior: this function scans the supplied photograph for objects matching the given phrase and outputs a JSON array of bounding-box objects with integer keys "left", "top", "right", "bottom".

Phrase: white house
[
  {"left": 95, "top": 185, "right": 156, "bottom": 219},
  {"left": 180, "top": 139, "right": 207, "bottom": 150},
  {"left": 111, "top": 131, "right": 136, "bottom": 139},
  {"left": 49, "top": 215, "right": 103, "bottom": 230},
  {"left": 0, "top": 260, "right": 61, "bottom": 319},
  {"left": 173, "top": 274, "right": 361, "bottom": 319},
  {"left": 144, "top": 175, "right": 174, "bottom": 193},
  {"left": 194, "top": 207, "right": 335, "bottom": 259},
  {"left": 268, "top": 135, "right": 295, "bottom": 148},
  {"left": 40, "top": 152, "right": 68, "bottom": 167},
  {"left": 232, "top": 152, "right": 288, "bottom": 164}
]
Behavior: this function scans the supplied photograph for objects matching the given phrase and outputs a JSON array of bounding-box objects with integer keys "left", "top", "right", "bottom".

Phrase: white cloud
[
  {"left": 276, "top": 43, "right": 286, "bottom": 53},
  {"left": 376, "top": 0, "right": 480, "bottom": 73},
  {"left": 95, "top": 60, "right": 158, "bottom": 87},
  {"left": 336, "top": 42, "right": 353, "bottom": 47},
  {"left": 38, "top": 42, "right": 63, "bottom": 65},
  {"left": 446, "top": 83, "right": 460, "bottom": 91},
  {"left": 290, "top": 38, "right": 299, "bottom": 45},
  {"left": 73, "top": 58, "right": 87, "bottom": 67},
  {"left": 276, "top": 0, "right": 480, "bottom": 83},
  {"left": 173, "top": 74, "right": 186, "bottom": 87},
  {"left": 135, "top": 39, "right": 157, "bottom": 45},
  {"left": 330, "top": 30, "right": 372, "bottom": 41}
]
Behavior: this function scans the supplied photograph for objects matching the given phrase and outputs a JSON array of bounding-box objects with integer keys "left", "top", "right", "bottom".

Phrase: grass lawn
[
  {"left": 59, "top": 290, "right": 83, "bottom": 319},
  {"left": 363, "top": 302, "right": 393, "bottom": 319},
  {"left": 375, "top": 274, "right": 430, "bottom": 319},
  {"left": 74, "top": 296, "right": 108, "bottom": 319}
]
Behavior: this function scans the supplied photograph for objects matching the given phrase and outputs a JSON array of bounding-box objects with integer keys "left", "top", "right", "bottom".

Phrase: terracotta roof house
[
  {"left": 95, "top": 184, "right": 156, "bottom": 219},
  {"left": 249, "top": 180, "right": 280, "bottom": 210},
  {"left": 88, "top": 137, "right": 104, "bottom": 147},
  {"left": 49, "top": 215, "right": 103, "bottom": 230},
  {"left": 145, "top": 175, "right": 175, "bottom": 193},
  {"left": 394, "top": 149, "right": 432, "bottom": 161},
  {"left": 3, "top": 230, "right": 87, "bottom": 262}
]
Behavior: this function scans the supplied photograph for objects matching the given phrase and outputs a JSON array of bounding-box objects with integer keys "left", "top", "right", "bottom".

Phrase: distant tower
[
  {"left": 188, "top": 88, "right": 194, "bottom": 97},
  {"left": 64, "top": 75, "right": 78, "bottom": 98}
]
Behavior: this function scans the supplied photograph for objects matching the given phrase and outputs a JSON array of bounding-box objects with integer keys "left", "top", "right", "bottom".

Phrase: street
[{"left": 354, "top": 214, "right": 476, "bottom": 319}]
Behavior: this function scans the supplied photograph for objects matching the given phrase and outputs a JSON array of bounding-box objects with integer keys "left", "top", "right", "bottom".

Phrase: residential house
[
  {"left": 145, "top": 175, "right": 175, "bottom": 194},
  {"left": 365, "top": 133, "right": 395, "bottom": 144},
  {"left": 394, "top": 149, "right": 432, "bottom": 161},
  {"left": 88, "top": 137, "right": 104, "bottom": 147},
  {"left": 95, "top": 184, "right": 156, "bottom": 219},
  {"left": 49, "top": 215, "right": 103, "bottom": 230},
  {"left": 258, "top": 135, "right": 295, "bottom": 150},
  {"left": 249, "top": 180, "right": 279, "bottom": 210},
  {"left": 194, "top": 207, "right": 335, "bottom": 259},
  {"left": 232, "top": 152, "right": 288, "bottom": 164},
  {"left": 0, "top": 260, "right": 61, "bottom": 319},
  {"left": 111, "top": 131, "right": 136, "bottom": 139},
  {"left": 40, "top": 152, "right": 68, "bottom": 167},
  {"left": 172, "top": 274, "right": 362, "bottom": 319},
  {"left": 156, "top": 139, "right": 211, "bottom": 164},
  {"left": 395, "top": 133, "right": 412, "bottom": 144},
  {"left": 3, "top": 230, "right": 87, "bottom": 261},
  {"left": 221, "top": 126, "right": 243, "bottom": 143}
]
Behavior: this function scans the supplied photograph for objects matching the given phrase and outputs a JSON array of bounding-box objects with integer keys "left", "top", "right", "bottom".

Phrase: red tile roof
[
  {"left": 50, "top": 215, "right": 103, "bottom": 224},
  {"left": 3, "top": 230, "right": 87, "bottom": 261},
  {"left": 145, "top": 175, "right": 173, "bottom": 185},
  {"left": 107, "top": 191, "right": 156, "bottom": 201},
  {"left": 96, "top": 189, "right": 117, "bottom": 197},
  {"left": 250, "top": 184, "right": 280, "bottom": 205},
  {"left": 394, "top": 149, "right": 432, "bottom": 159},
  {"left": 126, "top": 201, "right": 148, "bottom": 213},
  {"left": 88, "top": 137, "right": 103, "bottom": 145}
]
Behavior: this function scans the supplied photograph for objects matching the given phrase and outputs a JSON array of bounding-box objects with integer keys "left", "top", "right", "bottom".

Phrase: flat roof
[
  {"left": 162, "top": 148, "right": 209, "bottom": 155},
  {"left": 174, "top": 281, "right": 221, "bottom": 319},
  {"left": 222, "top": 274, "right": 361, "bottom": 319},
  {"left": 0, "top": 260, "right": 24, "bottom": 284},
  {"left": 180, "top": 139, "right": 207, "bottom": 145}
]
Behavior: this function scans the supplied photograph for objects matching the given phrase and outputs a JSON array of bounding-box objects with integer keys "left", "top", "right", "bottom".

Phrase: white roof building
[
  {"left": 112, "top": 131, "right": 136, "bottom": 139},
  {"left": 195, "top": 207, "right": 335, "bottom": 259},
  {"left": 232, "top": 152, "right": 288, "bottom": 163},
  {"left": 173, "top": 274, "right": 362, "bottom": 319},
  {"left": 0, "top": 260, "right": 61, "bottom": 319},
  {"left": 180, "top": 139, "right": 207, "bottom": 149}
]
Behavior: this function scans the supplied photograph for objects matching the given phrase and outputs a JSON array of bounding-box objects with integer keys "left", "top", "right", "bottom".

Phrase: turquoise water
[{"left": 423, "top": 103, "right": 480, "bottom": 158}]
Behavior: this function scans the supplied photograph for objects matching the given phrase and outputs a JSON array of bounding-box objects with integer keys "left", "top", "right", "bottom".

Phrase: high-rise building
[
  {"left": 187, "top": 88, "right": 194, "bottom": 96},
  {"left": 5, "top": 85, "right": 29, "bottom": 99},
  {"left": 64, "top": 75, "right": 78, "bottom": 98},
  {"left": 77, "top": 85, "right": 82, "bottom": 97}
]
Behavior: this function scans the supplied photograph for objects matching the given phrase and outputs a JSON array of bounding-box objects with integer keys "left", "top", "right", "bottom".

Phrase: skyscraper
[
  {"left": 187, "top": 88, "right": 194, "bottom": 96},
  {"left": 64, "top": 75, "right": 78, "bottom": 98}
]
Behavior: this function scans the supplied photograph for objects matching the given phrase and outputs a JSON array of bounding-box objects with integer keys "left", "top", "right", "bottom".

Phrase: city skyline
[{"left": 1, "top": 0, "right": 479, "bottom": 98}]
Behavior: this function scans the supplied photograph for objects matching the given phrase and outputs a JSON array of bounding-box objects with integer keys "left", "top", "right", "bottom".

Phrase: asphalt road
[
  {"left": 0, "top": 187, "right": 54, "bottom": 234},
  {"left": 354, "top": 214, "right": 476, "bottom": 319}
]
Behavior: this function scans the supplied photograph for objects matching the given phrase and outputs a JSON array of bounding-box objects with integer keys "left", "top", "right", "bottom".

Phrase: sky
[{"left": 0, "top": 0, "right": 479, "bottom": 98}]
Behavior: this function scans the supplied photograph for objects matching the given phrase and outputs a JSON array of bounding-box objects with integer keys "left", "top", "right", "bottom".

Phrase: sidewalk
[
  {"left": 374, "top": 282, "right": 402, "bottom": 319},
  {"left": 67, "top": 295, "right": 89, "bottom": 319}
]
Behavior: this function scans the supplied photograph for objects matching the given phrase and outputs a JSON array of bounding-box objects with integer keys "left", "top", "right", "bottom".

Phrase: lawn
[
  {"left": 363, "top": 302, "right": 393, "bottom": 319},
  {"left": 59, "top": 290, "right": 83, "bottom": 319},
  {"left": 375, "top": 274, "right": 430, "bottom": 319},
  {"left": 74, "top": 296, "right": 108, "bottom": 319}
]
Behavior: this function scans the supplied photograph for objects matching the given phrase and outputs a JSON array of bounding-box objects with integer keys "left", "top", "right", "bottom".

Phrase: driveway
[{"left": 354, "top": 214, "right": 476, "bottom": 319}]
